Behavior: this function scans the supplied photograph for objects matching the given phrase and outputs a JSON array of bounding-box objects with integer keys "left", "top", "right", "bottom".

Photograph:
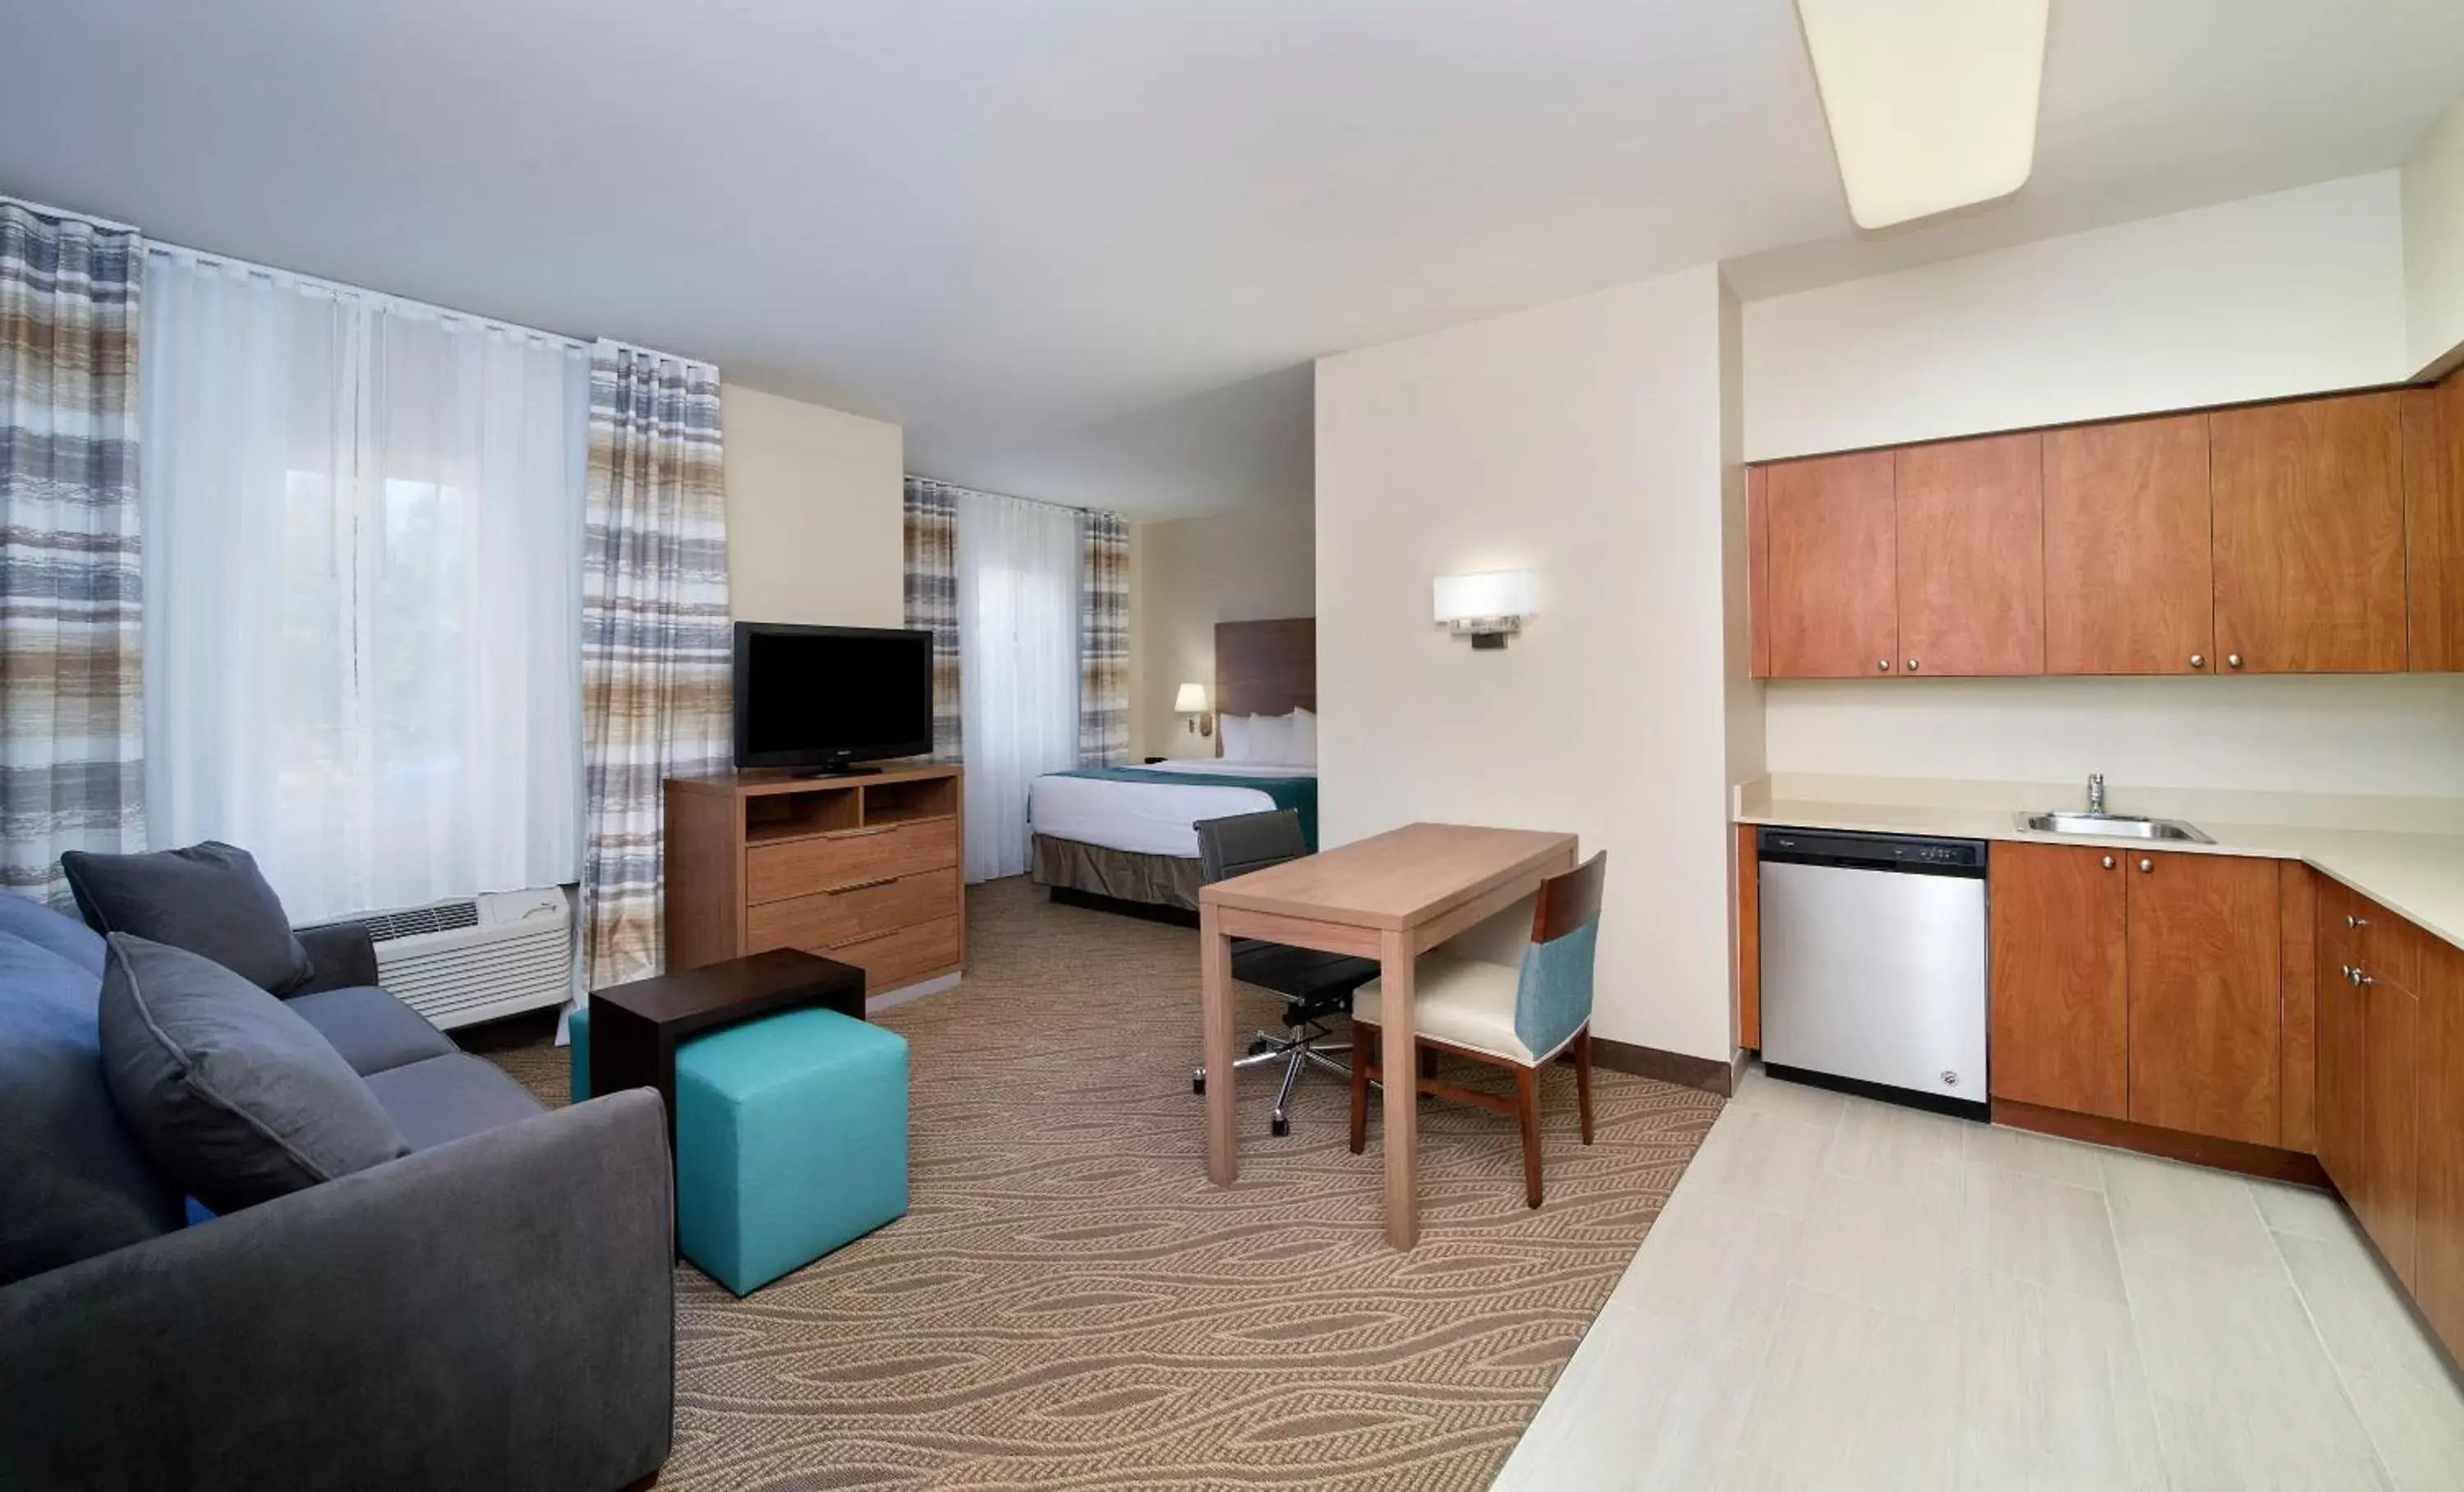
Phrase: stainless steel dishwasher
[{"left": 1758, "top": 826, "right": 1988, "bottom": 1119}]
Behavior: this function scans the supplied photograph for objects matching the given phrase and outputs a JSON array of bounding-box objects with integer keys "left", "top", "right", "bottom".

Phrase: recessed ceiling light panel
[{"left": 1797, "top": 0, "right": 2050, "bottom": 230}]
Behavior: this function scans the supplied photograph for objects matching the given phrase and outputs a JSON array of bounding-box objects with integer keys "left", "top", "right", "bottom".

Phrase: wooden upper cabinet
[
  {"left": 1895, "top": 432, "right": 2045, "bottom": 675},
  {"left": 1763, "top": 450, "right": 1896, "bottom": 678},
  {"left": 2043, "top": 415, "right": 2214, "bottom": 675},
  {"left": 1989, "top": 841, "right": 2128, "bottom": 1118},
  {"left": 2211, "top": 393, "right": 2408, "bottom": 673},
  {"left": 2407, "top": 376, "right": 2464, "bottom": 671},
  {"left": 2125, "top": 851, "right": 2282, "bottom": 1146},
  {"left": 1747, "top": 464, "right": 1772, "bottom": 678}
]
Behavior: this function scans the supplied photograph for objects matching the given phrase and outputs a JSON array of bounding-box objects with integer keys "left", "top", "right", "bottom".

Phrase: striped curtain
[
  {"left": 1077, "top": 509, "right": 1129, "bottom": 766},
  {"left": 581, "top": 343, "right": 731, "bottom": 988},
  {"left": 903, "top": 477, "right": 963, "bottom": 762},
  {"left": 0, "top": 205, "right": 145, "bottom": 907}
]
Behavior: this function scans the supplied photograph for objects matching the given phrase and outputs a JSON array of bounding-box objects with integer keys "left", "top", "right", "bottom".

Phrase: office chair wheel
[
  {"left": 1192, "top": 1067, "right": 1207, "bottom": 1095},
  {"left": 1271, "top": 1112, "right": 1290, "bottom": 1138},
  {"left": 1247, "top": 1036, "right": 1275, "bottom": 1057}
]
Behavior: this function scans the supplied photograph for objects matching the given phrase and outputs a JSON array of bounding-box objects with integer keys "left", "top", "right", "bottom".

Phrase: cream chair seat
[{"left": 1353, "top": 951, "right": 1552, "bottom": 1065}]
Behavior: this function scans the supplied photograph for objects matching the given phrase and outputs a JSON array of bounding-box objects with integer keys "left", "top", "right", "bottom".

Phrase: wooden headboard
[{"left": 1214, "top": 619, "right": 1315, "bottom": 755}]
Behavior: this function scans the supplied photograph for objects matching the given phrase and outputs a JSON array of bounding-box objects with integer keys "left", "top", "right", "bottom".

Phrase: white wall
[
  {"left": 1764, "top": 675, "right": 2464, "bottom": 800},
  {"left": 1743, "top": 172, "right": 2411, "bottom": 461},
  {"left": 722, "top": 384, "right": 904, "bottom": 629},
  {"left": 2405, "top": 96, "right": 2464, "bottom": 377},
  {"left": 1131, "top": 502, "right": 1317, "bottom": 762},
  {"left": 1316, "top": 263, "right": 1748, "bottom": 1062}
]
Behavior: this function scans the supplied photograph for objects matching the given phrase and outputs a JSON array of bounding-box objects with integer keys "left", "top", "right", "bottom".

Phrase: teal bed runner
[{"left": 1048, "top": 767, "right": 1318, "bottom": 851}]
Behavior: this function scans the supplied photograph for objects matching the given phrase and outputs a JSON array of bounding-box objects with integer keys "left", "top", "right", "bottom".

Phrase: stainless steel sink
[{"left": 2016, "top": 811, "right": 2213, "bottom": 844}]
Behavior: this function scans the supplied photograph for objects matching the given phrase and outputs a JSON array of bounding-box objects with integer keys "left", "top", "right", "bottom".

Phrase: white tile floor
[{"left": 1492, "top": 1067, "right": 2464, "bottom": 1491}]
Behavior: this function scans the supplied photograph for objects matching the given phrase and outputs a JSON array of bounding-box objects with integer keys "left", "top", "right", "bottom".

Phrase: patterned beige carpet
[{"left": 483, "top": 877, "right": 1719, "bottom": 1491}]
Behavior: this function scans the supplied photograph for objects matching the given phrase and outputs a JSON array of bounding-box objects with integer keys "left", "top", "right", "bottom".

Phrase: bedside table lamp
[{"left": 1175, "top": 682, "right": 1212, "bottom": 737}]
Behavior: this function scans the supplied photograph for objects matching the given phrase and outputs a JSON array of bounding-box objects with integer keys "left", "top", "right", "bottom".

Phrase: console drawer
[
  {"left": 745, "top": 868, "right": 958, "bottom": 953},
  {"left": 745, "top": 820, "right": 956, "bottom": 905},
  {"left": 828, "top": 916, "right": 961, "bottom": 992}
]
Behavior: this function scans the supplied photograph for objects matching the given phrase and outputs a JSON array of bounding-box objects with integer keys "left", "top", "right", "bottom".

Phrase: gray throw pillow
[
  {"left": 61, "top": 840, "right": 314, "bottom": 994},
  {"left": 97, "top": 934, "right": 408, "bottom": 1214}
]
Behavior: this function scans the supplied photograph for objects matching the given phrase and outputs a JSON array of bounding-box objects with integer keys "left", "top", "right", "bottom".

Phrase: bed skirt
[{"left": 1031, "top": 833, "right": 1203, "bottom": 916}]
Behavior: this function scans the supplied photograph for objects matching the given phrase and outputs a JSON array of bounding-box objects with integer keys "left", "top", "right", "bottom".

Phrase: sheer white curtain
[
  {"left": 139, "top": 251, "right": 587, "bottom": 922},
  {"left": 955, "top": 489, "right": 1081, "bottom": 882}
]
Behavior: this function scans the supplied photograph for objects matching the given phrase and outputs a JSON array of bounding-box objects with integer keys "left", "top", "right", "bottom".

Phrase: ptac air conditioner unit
[{"left": 338, "top": 886, "right": 574, "bottom": 1031}]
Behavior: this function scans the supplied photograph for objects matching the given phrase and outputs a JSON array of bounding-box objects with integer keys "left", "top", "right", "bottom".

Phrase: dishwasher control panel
[{"left": 1758, "top": 827, "right": 1987, "bottom": 877}]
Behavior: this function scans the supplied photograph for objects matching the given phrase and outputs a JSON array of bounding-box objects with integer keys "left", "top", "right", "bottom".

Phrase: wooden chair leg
[
  {"left": 1515, "top": 1066, "right": 1543, "bottom": 1209},
  {"left": 1349, "top": 1021, "right": 1376, "bottom": 1154},
  {"left": 1572, "top": 1027, "right": 1595, "bottom": 1146}
]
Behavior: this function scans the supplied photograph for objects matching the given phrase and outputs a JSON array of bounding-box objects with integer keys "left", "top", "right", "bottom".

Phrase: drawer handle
[
  {"left": 827, "top": 877, "right": 899, "bottom": 896},
  {"left": 830, "top": 825, "right": 899, "bottom": 840},
  {"left": 836, "top": 927, "right": 900, "bottom": 948}
]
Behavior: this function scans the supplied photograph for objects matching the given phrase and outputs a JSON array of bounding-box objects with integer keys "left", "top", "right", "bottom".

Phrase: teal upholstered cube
[
  {"left": 566, "top": 1002, "right": 908, "bottom": 1296},
  {"left": 678, "top": 1009, "right": 908, "bottom": 1295},
  {"left": 568, "top": 1005, "right": 593, "bottom": 1102}
]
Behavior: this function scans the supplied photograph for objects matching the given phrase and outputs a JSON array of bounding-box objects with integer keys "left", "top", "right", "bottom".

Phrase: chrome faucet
[{"left": 2087, "top": 773, "right": 2106, "bottom": 816}]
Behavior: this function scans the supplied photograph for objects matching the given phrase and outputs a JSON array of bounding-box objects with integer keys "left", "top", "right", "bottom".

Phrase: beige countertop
[{"left": 1735, "top": 773, "right": 2464, "bottom": 953}]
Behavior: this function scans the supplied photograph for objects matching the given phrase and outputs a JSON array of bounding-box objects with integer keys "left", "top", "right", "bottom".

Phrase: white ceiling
[{"left": 5, "top": 2, "right": 2461, "bottom": 519}]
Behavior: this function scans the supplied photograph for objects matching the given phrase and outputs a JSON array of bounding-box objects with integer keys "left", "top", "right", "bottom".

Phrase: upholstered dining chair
[{"left": 1349, "top": 850, "right": 1605, "bottom": 1208}]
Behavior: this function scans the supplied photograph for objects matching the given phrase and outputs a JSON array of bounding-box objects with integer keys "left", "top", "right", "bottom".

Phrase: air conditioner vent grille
[{"left": 353, "top": 901, "right": 480, "bottom": 943}]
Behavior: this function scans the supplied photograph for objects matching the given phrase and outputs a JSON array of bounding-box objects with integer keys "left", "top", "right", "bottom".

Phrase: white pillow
[
  {"left": 1243, "top": 711, "right": 1295, "bottom": 765},
  {"left": 1219, "top": 712, "right": 1256, "bottom": 762},
  {"left": 1286, "top": 708, "right": 1317, "bottom": 767}
]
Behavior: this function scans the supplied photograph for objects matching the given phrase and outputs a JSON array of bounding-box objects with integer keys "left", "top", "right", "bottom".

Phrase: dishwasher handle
[{"left": 1756, "top": 826, "right": 1988, "bottom": 879}]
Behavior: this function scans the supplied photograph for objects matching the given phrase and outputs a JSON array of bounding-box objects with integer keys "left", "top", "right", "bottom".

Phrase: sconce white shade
[
  {"left": 1796, "top": 0, "right": 2048, "bottom": 230},
  {"left": 1433, "top": 569, "right": 1536, "bottom": 624},
  {"left": 1173, "top": 682, "right": 1211, "bottom": 713}
]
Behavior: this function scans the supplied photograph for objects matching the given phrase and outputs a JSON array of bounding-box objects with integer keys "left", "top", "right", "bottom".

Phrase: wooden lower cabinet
[
  {"left": 1989, "top": 842, "right": 2128, "bottom": 1118},
  {"left": 2418, "top": 936, "right": 2464, "bottom": 1357},
  {"left": 2316, "top": 914, "right": 2368, "bottom": 1199},
  {"left": 2361, "top": 971, "right": 2421, "bottom": 1286},
  {"left": 2123, "top": 853, "right": 2282, "bottom": 1146},
  {"left": 2315, "top": 891, "right": 2462, "bottom": 1356}
]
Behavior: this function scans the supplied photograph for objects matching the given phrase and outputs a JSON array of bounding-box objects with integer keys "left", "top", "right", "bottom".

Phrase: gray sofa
[{"left": 0, "top": 896, "right": 673, "bottom": 1492}]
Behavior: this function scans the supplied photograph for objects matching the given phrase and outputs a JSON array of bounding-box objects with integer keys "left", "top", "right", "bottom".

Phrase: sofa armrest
[
  {"left": 0, "top": 1090, "right": 673, "bottom": 1492},
  {"left": 292, "top": 919, "right": 382, "bottom": 993}
]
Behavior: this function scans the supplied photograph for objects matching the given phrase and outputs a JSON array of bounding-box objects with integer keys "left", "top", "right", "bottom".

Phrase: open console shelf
[{"left": 664, "top": 763, "right": 966, "bottom": 995}]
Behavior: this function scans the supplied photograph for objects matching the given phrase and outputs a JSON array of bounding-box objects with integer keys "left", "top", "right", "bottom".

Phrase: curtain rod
[
  {"left": 3, "top": 188, "right": 713, "bottom": 372},
  {"left": 905, "top": 474, "right": 1102, "bottom": 518},
  {"left": 0, "top": 191, "right": 142, "bottom": 234}
]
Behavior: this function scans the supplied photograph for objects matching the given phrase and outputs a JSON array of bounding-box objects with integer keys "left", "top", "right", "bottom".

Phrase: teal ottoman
[{"left": 568, "top": 1004, "right": 909, "bottom": 1296}]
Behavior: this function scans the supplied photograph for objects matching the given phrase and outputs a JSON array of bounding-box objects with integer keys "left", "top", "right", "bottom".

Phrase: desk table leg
[
  {"left": 1378, "top": 927, "right": 1419, "bottom": 1249},
  {"left": 1201, "top": 904, "right": 1237, "bottom": 1186}
]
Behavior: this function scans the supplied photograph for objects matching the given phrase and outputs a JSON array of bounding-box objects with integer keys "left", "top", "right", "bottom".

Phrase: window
[{"left": 139, "top": 251, "right": 586, "bottom": 921}]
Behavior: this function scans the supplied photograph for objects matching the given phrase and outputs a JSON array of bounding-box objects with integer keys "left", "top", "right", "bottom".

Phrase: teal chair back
[{"left": 1513, "top": 852, "right": 1607, "bottom": 1061}]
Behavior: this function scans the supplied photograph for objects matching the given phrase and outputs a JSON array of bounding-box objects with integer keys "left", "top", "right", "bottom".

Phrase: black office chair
[{"left": 1190, "top": 810, "right": 1381, "bottom": 1137}]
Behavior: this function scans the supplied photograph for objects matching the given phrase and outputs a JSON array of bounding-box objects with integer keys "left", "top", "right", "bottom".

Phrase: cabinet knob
[
  {"left": 2189, "top": 653, "right": 2204, "bottom": 669},
  {"left": 2353, "top": 966, "right": 2374, "bottom": 988},
  {"left": 2347, "top": 914, "right": 2368, "bottom": 930},
  {"left": 2227, "top": 653, "right": 2243, "bottom": 669},
  {"left": 2101, "top": 854, "right": 2116, "bottom": 869},
  {"left": 2138, "top": 858, "right": 2154, "bottom": 873},
  {"left": 1878, "top": 659, "right": 1892, "bottom": 671},
  {"left": 1905, "top": 658, "right": 1920, "bottom": 672}
]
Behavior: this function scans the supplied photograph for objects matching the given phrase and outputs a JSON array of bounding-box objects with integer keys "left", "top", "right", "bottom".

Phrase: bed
[{"left": 1029, "top": 618, "right": 1315, "bottom": 922}]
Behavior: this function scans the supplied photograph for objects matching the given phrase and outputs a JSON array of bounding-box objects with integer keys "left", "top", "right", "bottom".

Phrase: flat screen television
[{"left": 732, "top": 622, "right": 935, "bottom": 775}]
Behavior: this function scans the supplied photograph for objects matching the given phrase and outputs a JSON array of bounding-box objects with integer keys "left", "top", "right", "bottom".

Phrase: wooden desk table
[{"left": 1199, "top": 822, "right": 1579, "bottom": 1248}]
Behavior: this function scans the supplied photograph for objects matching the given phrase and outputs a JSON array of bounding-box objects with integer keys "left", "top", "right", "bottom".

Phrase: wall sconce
[
  {"left": 1175, "top": 682, "right": 1212, "bottom": 736},
  {"left": 1433, "top": 569, "right": 1535, "bottom": 650}
]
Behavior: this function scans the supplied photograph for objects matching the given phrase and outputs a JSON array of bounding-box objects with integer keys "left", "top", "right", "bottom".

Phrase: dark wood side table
[{"left": 589, "top": 947, "right": 867, "bottom": 1144}]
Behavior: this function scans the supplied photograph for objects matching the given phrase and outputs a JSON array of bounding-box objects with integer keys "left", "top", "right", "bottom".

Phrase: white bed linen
[{"left": 1028, "top": 760, "right": 1316, "bottom": 859}]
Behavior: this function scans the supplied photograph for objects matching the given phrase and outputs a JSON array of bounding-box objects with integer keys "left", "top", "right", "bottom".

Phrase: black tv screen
[{"left": 733, "top": 623, "right": 935, "bottom": 771}]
